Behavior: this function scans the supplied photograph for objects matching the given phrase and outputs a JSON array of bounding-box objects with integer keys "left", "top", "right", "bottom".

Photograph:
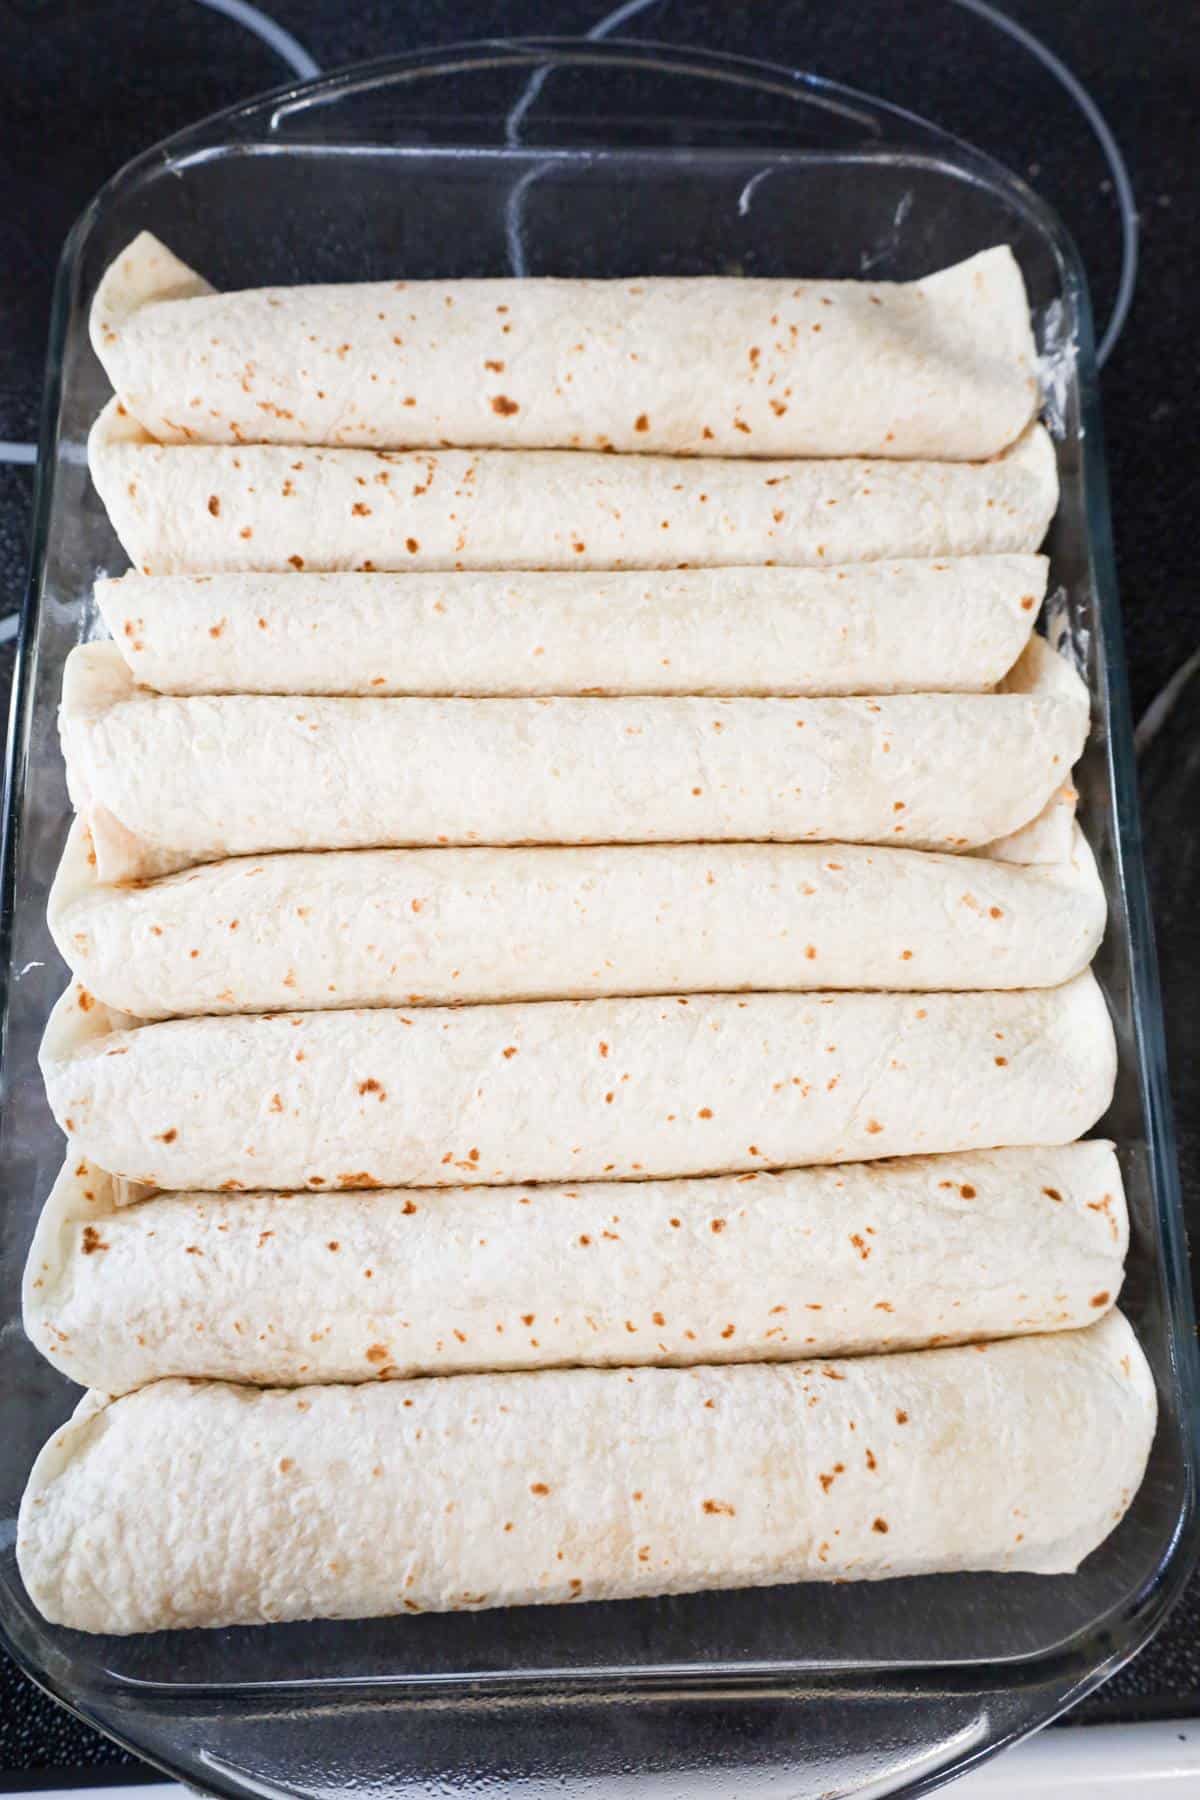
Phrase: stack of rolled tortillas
[{"left": 18, "top": 234, "right": 1153, "bottom": 1637}]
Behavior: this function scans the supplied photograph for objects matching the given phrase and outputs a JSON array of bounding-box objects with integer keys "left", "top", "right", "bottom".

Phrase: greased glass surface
[{"left": 0, "top": 42, "right": 1196, "bottom": 1800}]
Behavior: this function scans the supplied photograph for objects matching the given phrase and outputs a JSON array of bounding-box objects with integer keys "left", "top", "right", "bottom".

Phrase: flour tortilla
[
  {"left": 25, "top": 1144, "right": 1127, "bottom": 1395},
  {"left": 89, "top": 400, "right": 1059, "bottom": 576},
  {"left": 94, "top": 555, "right": 1046, "bottom": 698},
  {"left": 39, "top": 972, "right": 1116, "bottom": 1192},
  {"left": 91, "top": 233, "right": 1039, "bottom": 460},
  {"left": 49, "top": 817, "right": 1106, "bottom": 1018},
  {"left": 981, "top": 783, "right": 1079, "bottom": 864},
  {"left": 59, "top": 641, "right": 1089, "bottom": 884},
  {"left": 978, "top": 636, "right": 1087, "bottom": 862},
  {"left": 998, "top": 629, "right": 1083, "bottom": 703},
  {"left": 18, "top": 1311, "right": 1155, "bottom": 1633}
]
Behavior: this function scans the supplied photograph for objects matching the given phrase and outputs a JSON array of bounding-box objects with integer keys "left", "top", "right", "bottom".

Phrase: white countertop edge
[{"left": 950, "top": 1716, "right": 1200, "bottom": 1792}]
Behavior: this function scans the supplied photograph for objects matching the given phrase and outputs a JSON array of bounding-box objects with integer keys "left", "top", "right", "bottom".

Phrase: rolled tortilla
[
  {"left": 981, "top": 783, "right": 1078, "bottom": 865},
  {"left": 978, "top": 636, "right": 1087, "bottom": 863},
  {"left": 89, "top": 400, "right": 1059, "bottom": 576},
  {"left": 25, "top": 1145, "right": 1127, "bottom": 1395},
  {"left": 40, "top": 972, "right": 1116, "bottom": 1191},
  {"left": 94, "top": 555, "right": 1047, "bottom": 699},
  {"left": 18, "top": 1311, "right": 1155, "bottom": 1632},
  {"left": 59, "top": 641, "right": 1089, "bottom": 884},
  {"left": 91, "top": 233, "right": 1039, "bottom": 460},
  {"left": 998, "top": 629, "right": 1082, "bottom": 703},
  {"left": 48, "top": 819, "right": 1106, "bottom": 1017}
]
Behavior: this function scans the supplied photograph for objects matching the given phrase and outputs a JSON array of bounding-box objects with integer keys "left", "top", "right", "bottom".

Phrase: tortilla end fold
[{"left": 90, "top": 231, "right": 214, "bottom": 378}]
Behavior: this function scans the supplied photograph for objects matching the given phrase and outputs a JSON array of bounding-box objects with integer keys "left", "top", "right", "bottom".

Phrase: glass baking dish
[{"left": 1, "top": 39, "right": 1196, "bottom": 1800}]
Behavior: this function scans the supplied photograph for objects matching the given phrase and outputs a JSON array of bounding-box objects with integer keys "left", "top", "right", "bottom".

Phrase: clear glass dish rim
[{"left": 1, "top": 34, "right": 1198, "bottom": 1790}]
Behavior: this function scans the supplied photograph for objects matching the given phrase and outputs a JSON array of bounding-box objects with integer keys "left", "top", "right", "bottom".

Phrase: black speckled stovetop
[{"left": 1, "top": 0, "right": 1198, "bottom": 1779}]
